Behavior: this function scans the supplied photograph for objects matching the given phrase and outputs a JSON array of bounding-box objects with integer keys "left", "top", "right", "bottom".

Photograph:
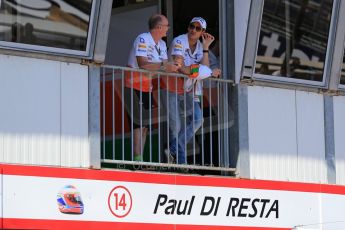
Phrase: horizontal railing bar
[
  {"left": 102, "top": 159, "right": 236, "bottom": 172},
  {"left": 101, "top": 65, "right": 235, "bottom": 84}
]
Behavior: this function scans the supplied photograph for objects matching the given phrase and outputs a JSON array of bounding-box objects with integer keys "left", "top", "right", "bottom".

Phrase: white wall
[
  {"left": 0, "top": 54, "right": 89, "bottom": 167},
  {"left": 248, "top": 86, "right": 327, "bottom": 183},
  {"left": 60, "top": 62, "right": 89, "bottom": 167}
]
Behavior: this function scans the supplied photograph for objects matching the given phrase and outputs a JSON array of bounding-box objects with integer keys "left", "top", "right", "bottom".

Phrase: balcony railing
[{"left": 100, "top": 65, "right": 235, "bottom": 173}]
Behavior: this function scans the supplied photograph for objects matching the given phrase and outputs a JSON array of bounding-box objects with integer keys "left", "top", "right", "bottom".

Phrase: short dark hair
[{"left": 148, "top": 14, "right": 163, "bottom": 30}]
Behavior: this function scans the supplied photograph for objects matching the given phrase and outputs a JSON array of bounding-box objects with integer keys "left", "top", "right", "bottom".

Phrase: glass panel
[
  {"left": 255, "top": 0, "right": 333, "bottom": 82},
  {"left": 341, "top": 48, "right": 345, "bottom": 85},
  {"left": 0, "top": 0, "right": 93, "bottom": 51}
]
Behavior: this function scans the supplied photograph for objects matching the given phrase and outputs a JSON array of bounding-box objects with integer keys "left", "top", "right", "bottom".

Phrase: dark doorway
[{"left": 163, "top": 0, "right": 219, "bottom": 38}]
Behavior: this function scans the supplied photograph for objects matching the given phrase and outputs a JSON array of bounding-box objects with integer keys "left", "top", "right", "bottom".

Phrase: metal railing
[{"left": 100, "top": 65, "right": 235, "bottom": 173}]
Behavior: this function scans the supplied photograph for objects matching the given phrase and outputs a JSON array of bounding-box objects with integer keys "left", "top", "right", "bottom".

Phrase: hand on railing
[
  {"left": 173, "top": 56, "right": 184, "bottom": 68},
  {"left": 163, "top": 61, "right": 180, "bottom": 73}
]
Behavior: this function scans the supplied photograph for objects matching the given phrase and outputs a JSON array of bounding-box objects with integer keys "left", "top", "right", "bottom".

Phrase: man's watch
[{"left": 203, "top": 50, "right": 209, "bottom": 53}]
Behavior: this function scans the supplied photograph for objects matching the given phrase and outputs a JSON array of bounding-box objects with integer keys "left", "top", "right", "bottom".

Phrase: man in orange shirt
[{"left": 125, "top": 14, "right": 178, "bottom": 161}]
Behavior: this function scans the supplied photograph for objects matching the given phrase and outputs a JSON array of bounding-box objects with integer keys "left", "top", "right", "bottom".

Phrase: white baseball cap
[{"left": 190, "top": 17, "right": 207, "bottom": 29}]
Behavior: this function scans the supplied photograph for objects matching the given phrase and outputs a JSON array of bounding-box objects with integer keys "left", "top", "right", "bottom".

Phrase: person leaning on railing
[
  {"left": 124, "top": 14, "right": 179, "bottom": 162},
  {"left": 161, "top": 17, "right": 221, "bottom": 165}
]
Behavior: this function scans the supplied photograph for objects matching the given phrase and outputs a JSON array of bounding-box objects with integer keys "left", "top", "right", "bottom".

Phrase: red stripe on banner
[
  {"left": 175, "top": 175, "right": 324, "bottom": 193},
  {"left": 1, "top": 163, "right": 345, "bottom": 195},
  {"left": 0, "top": 164, "right": 176, "bottom": 185},
  {"left": 3, "top": 218, "right": 290, "bottom": 230}
]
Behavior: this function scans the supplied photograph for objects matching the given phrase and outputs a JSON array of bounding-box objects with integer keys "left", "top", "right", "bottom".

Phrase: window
[
  {"left": 0, "top": 0, "right": 97, "bottom": 57},
  {"left": 254, "top": 0, "right": 334, "bottom": 84}
]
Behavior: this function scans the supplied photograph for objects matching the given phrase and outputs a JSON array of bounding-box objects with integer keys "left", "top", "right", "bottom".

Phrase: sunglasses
[
  {"left": 159, "top": 24, "right": 170, "bottom": 28},
  {"left": 188, "top": 24, "right": 203, "bottom": 32}
]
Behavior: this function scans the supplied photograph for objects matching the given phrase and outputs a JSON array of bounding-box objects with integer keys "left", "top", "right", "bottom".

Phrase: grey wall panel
[
  {"left": 296, "top": 91, "right": 327, "bottom": 183},
  {"left": 248, "top": 86, "right": 298, "bottom": 181},
  {"left": 0, "top": 54, "right": 61, "bottom": 165},
  {"left": 247, "top": 86, "right": 327, "bottom": 183},
  {"left": 334, "top": 96, "right": 345, "bottom": 185},
  {"left": 60, "top": 63, "right": 89, "bottom": 167},
  {"left": 0, "top": 54, "right": 90, "bottom": 167}
]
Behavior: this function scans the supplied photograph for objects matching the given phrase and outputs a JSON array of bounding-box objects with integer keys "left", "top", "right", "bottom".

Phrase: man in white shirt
[
  {"left": 162, "top": 17, "right": 220, "bottom": 164},
  {"left": 125, "top": 14, "right": 178, "bottom": 162}
]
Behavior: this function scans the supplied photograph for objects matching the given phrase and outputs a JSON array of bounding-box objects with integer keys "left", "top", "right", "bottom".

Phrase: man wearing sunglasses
[
  {"left": 125, "top": 14, "right": 179, "bottom": 162},
  {"left": 162, "top": 17, "right": 220, "bottom": 164}
]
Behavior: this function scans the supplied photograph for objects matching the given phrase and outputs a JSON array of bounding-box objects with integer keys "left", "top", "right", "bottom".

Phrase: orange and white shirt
[
  {"left": 170, "top": 34, "right": 203, "bottom": 66},
  {"left": 162, "top": 34, "right": 204, "bottom": 96},
  {"left": 126, "top": 32, "right": 168, "bottom": 92}
]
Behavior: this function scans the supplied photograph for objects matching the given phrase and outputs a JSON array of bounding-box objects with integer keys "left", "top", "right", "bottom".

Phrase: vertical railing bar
[
  {"left": 226, "top": 83, "right": 230, "bottom": 169},
  {"left": 131, "top": 71, "right": 134, "bottom": 161},
  {"left": 176, "top": 75, "right": 179, "bottom": 164},
  {"left": 140, "top": 72, "right": 143, "bottom": 162},
  {"left": 183, "top": 77, "right": 187, "bottom": 165},
  {"left": 218, "top": 81, "right": 221, "bottom": 167},
  {"left": 112, "top": 68, "right": 115, "bottom": 160},
  {"left": 122, "top": 69, "right": 125, "bottom": 161},
  {"left": 149, "top": 74, "right": 152, "bottom": 163},
  {"left": 201, "top": 80, "right": 204, "bottom": 166},
  {"left": 192, "top": 81, "right": 195, "bottom": 165},
  {"left": 209, "top": 82, "right": 213, "bottom": 167},
  {"left": 158, "top": 74, "right": 161, "bottom": 163},
  {"left": 102, "top": 67, "right": 105, "bottom": 160},
  {"left": 167, "top": 76, "right": 170, "bottom": 162}
]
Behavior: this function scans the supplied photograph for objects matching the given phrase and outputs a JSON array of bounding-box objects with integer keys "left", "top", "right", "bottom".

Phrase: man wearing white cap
[{"left": 162, "top": 17, "right": 221, "bottom": 164}]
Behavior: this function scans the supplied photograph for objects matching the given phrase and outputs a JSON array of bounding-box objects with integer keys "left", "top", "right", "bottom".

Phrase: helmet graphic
[{"left": 57, "top": 185, "right": 84, "bottom": 214}]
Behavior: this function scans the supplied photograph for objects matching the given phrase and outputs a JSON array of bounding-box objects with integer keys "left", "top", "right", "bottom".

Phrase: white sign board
[{"left": 1, "top": 164, "right": 345, "bottom": 229}]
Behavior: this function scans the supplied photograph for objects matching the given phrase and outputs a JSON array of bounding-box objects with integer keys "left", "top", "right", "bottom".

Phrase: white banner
[{"left": 3, "top": 174, "right": 345, "bottom": 229}]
